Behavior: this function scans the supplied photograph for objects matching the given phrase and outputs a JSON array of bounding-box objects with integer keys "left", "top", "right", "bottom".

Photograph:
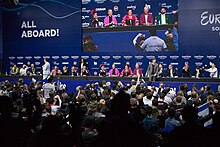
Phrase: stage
[{"left": 1, "top": 75, "right": 219, "bottom": 93}]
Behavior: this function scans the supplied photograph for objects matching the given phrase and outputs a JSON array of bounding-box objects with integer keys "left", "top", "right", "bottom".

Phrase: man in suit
[
  {"left": 146, "top": 58, "right": 158, "bottom": 81},
  {"left": 139, "top": 5, "right": 153, "bottom": 25},
  {"left": 167, "top": 64, "right": 178, "bottom": 78},
  {"left": 156, "top": 7, "right": 171, "bottom": 25}
]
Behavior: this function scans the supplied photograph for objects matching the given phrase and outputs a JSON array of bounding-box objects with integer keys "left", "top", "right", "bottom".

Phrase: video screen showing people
[{"left": 82, "top": 0, "right": 178, "bottom": 52}]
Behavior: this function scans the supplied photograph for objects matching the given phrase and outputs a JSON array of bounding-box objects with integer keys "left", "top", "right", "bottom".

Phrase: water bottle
[
  {"left": 154, "top": 17, "right": 157, "bottom": 25},
  {"left": 5, "top": 71, "right": 8, "bottom": 76}
]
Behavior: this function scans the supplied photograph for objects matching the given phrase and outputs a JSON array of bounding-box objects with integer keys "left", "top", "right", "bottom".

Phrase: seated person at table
[
  {"left": 204, "top": 62, "right": 218, "bottom": 78},
  {"left": 157, "top": 63, "right": 165, "bottom": 77},
  {"left": 61, "top": 65, "right": 69, "bottom": 75},
  {"left": 19, "top": 64, "right": 29, "bottom": 76},
  {"left": 104, "top": 9, "right": 117, "bottom": 27},
  {"left": 133, "top": 63, "right": 143, "bottom": 77},
  {"left": 81, "top": 66, "right": 90, "bottom": 76},
  {"left": 120, "top": 64, "right": 133, "bottom": 77},
  {"left": 192, "top": 67, "right": 204, "bottom": 78},
  {"left": 167, "top": 64, "right": 178, "bottom": 78},
  {"left": 10, "top": 63, "right": 19, "bottom": 75},
  {"left": 99, "top": 64, "right": 107, "bottom": 77},
  {"left": 139, "top": 5, "right": 153, "bottom": 25},
  {"left": 109, "top": 63, "right": 120, "bottom": 77},
  {"left": 134, "top": 29, "right": 167, "bottom": 52},
  {"left": 121, "top": 8, "right": 139, "bottom": 26},
  {"left": 156, "top": 7, "right": 171, "bottom": 25},
  {"left": 71, "top": 65, "right": 78, "bottom": 76},
  {"left": 50, "top": 65, "right": 62, "bottom": 76},
  {"left": 181, "top": 62, "right": 191, "bottom": 77},
  {"left": 29, "top": 63, "right": 37, "bottom": 76},
  {"left": 90, "top": 10, "right": 102, "bottom": 28}
]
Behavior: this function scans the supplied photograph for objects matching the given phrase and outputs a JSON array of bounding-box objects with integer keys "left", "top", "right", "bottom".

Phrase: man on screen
[
  {"left": 133, "top": 28, "right": 167, "bottom": 51},
  {"left": 90, "top": 10, "right": 102, "bottom": 28},
  {"left": 121, "top": 8, "right": 139, "bottom": 26},
  {"left": 139, "top": 5, "right": 153, "bottom": 26},
  {"left": 156, "top": 7, "right": 171, "bottom": 25}
]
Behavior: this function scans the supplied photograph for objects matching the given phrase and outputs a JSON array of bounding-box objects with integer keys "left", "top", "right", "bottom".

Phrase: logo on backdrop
[
  {"left": 9, "top": 57, "right": 15, "bottom": 60},
  {"left": 17, "top": 56, "right": 24, "bottom": 60},
  {"left": 170, "top": 55, "right": 179, "bottom": 59},
  {"left": 207, "top": 55, "right": 217, "bottom": 60},
  {"left": 194, "top": 55, "right": 204, "bottom": 59},
  {"left": 91, "top": 56, "right": 100, "bottom": 59},
  {"left": 82, "top": 0, "right": 91, "bottom": 4},
  {"left": 61, "top": 56, "right": 69, "bottom": 59},
  {"left": 25, "top": 56, "right": 32, "bottom": 60},
  {"left": 94, "top": 0, "right": 106, "bottom": 4},
  {"left": 182, "top": 55, "right": 191, "bottom": 59},
  {"left": 114, "top": 6, "right": 119, "bottom": 11},
  {"left": 158, "top": 55, "right": 167, "bottom": 60},
  {"left": 102, "top": 56, "right": 110, "bottom": 59},
  {"left": 21, "top": 21, "right": 60, "bottom": 38},
  {"left": 110, "top": 0, "right": 120, "bottom": 3},
  {"left": 34, "top": 56, "right": 41, "bottom": 60},
  {"left": 52, "top": 56, "right": 60, "bottom": 59},
  {"left": 201, "top": 11, "right": 220, "bottom": 36},
  {"left": 135, "top": 56, "right": 143, "bottom": 59},
  {"left": 146, "top": 56, "right": 155, "bottom": 60},
  {"left": 123, "top": 56, "right": 132, "bottom": 59},
  {"left": 113, "top": 56, "right": 121, "bottom": 59},
  {"left": 71, "top": 56, "right": 79, "bottom": 59},
  {"left": 195, "top": 62, "right": 203, "bottom": 66}
]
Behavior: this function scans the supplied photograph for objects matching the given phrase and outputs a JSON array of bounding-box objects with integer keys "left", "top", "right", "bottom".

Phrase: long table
[{"left": 83, "top": 24, "right": 174, "bottom": 33}]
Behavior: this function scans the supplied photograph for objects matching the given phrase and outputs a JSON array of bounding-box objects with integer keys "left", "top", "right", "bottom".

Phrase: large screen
[
  {"left": 82, "top": 0, "right": 178, "bottom": 52},
  {"left": 1, "top": 0, "right": 220, "bottom": 77}
]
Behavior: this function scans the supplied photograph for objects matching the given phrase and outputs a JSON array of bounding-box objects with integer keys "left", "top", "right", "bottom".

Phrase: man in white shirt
[
  {"left": 42, "top": 58, "right": 50, "bottom": 80},
  {"left": 205, "top": 63, "right": 218, "bottom": 78},
  {"left": 43, "top": 78, "right": 55, "bottom": 102},
  {"left": 139, "top": 29, "right": 167, "bottom": 52}
]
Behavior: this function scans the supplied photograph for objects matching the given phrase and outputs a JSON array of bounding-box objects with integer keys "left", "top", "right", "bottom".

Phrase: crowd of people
[
  {"left": 9, "top": 58, "right": 218, "bottom": 80},
  {"left": 1, "top": 74, "right": 220, "bottom": 147}
]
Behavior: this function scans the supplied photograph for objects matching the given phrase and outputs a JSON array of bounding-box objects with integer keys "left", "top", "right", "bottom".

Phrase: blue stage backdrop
[
  {"left": 82, "top": 0, "right": 178, "bottom": 27},
  {"left": 0, "top": 5, "right": 2, "bottom": 59},
  {"left": 1, "top": 0, "right": 220, "bottom": 77}
]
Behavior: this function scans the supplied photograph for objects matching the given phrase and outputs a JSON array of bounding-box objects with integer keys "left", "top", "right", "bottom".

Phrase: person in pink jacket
[
  {"left": 109, "top": 63, "right": 120, "bottom": 77},
  {"left": 104, "top": 9, "right": 118, "bottom": 27},
  {"left": 139, "top": 6, "right": 153, "bottom": 25}
]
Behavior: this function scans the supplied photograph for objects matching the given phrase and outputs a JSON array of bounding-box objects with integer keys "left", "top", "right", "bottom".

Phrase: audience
[{"left": 0, "top": 77, "right": 220, "bottom": 147}]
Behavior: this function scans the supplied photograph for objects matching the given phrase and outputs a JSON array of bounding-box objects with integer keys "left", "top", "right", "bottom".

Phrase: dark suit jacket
[
  {"left": 139, "top": 13, "right": 153, "bottom": 25},
  {"left": 146, "top": 63, "right": 159, "bottom": 77},
  {"left": 167, "top": 68, "right": 178, "bottom": 77}
]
